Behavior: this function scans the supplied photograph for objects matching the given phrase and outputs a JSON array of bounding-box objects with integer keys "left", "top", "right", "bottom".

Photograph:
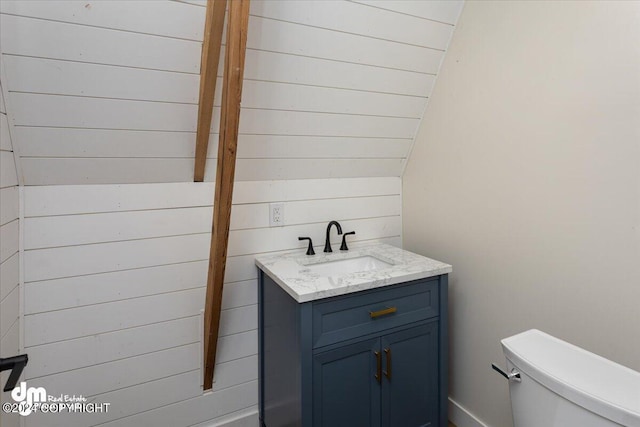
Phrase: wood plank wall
[
  {"left": 21, "top": 177, "right": 401, "bottom": 426},
  {"left": 0, "top": 0, "right": 463, "bottom": 185},
  {"left": 0, "top": 78, "right": 20, "bottom": 427},
  {"left": 0, "top": 1, "right": 464, "bottom": 425}
]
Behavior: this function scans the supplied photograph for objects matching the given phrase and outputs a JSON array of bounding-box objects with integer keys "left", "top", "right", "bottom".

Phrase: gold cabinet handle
[
  {"left": 383, "top": 348, "right": 392, "bottom": 380},
  {"left": 369, "top": 306, "right": 397, "bottom": 319},
  {"left": 374, "top": 351, "right": 381, "bottom": 383}
]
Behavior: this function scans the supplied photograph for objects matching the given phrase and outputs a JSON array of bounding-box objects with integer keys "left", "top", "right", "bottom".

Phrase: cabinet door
[
  {"left": 381, "top": 322, "right": 439, "bottom": 427},
  {"left": 312, "top": 338, "right": 381, "bottom": 427}
]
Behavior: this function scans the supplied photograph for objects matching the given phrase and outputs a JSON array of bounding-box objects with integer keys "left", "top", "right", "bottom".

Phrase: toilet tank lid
[{"left": 502, "top": 329, "right": 640, "bottom": 425}]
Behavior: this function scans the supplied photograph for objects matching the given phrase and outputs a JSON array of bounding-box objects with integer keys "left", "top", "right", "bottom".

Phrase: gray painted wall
[{"left": 403, "top": 1, "right": 640, "bottom": 426}]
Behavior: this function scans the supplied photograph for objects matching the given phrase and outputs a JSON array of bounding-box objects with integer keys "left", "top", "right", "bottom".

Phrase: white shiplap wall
[
  {"left": 0, "top": 0, "right": 463, "bottom": 185},
  {"left": 21, "top": 177, "right": 401, "bottom": 426},
  {"left": 0, "top": 78, "right": 21, "bottom": 427},
  {"left": 0, "top": 1, "right": 464, "bottom": 426}
]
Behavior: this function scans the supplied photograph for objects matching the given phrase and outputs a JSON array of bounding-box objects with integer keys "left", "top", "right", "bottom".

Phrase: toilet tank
[{"left": 501, "top": 329, "right": 640, "bottom": 427}]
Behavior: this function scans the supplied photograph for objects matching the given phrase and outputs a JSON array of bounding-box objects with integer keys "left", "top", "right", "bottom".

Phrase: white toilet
[{"left": 498, "top": 329, "right": 640, "bottom": 427}]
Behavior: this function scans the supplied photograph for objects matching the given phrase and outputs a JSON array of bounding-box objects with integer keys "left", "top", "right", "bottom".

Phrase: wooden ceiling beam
[
  {"left": 194, "top": 0, "right": 227, "bottom": 182},
  {"left": 203, "top": 0, "right": 251, "bottom": 391}
]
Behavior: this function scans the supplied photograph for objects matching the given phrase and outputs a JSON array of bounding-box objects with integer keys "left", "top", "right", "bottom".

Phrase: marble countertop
[{"left": 255, "top": 243, "right": 452, "bottom": 303}]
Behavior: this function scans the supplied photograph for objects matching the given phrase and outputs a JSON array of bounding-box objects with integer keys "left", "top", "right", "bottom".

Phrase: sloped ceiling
[{"left": 0, "top": 0, "right": 463, "bottom": 185}]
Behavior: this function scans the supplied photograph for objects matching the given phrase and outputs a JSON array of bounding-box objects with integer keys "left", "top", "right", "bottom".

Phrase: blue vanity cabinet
[
  {"left": 312, "top": 338, "right": 381, "bottom": 427},
  {"left": 381, "top": 323, "right": 439, "bottom": 427},
  {"left": 258, "top": 271, "right": 448, "bottom": 427}
]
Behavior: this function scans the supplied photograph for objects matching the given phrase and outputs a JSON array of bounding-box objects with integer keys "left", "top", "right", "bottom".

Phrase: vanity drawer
[{"left": 311, "top": 279, "right": 439, "bottom": 348}]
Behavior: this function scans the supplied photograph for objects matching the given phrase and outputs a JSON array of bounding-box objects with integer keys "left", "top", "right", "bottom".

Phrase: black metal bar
[{"left": 0, "top": 355, "right": 29, "bottom": 392}]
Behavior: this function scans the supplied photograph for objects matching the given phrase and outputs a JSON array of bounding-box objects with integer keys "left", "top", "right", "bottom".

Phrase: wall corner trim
[{"left": 0, "top": 59, "right": 24, "bottom": 186}]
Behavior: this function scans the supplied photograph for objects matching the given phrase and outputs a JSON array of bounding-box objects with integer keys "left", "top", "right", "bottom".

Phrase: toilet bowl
[{"left": 499, "top": 329, "right": 640, "bottom": 427}]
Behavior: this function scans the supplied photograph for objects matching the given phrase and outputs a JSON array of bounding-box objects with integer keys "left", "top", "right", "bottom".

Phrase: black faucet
[{"left": 324, "top": 221, "right": 343, "bottom": 253}]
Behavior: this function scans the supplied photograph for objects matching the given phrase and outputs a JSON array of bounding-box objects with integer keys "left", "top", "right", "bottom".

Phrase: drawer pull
[
  {"left": 374, "top": 351, "right": 382, "bottom": 383},
  {"left": 369, "top": 306, "right": 397, "bottom": 319},
  {"left": 384, "top": 348, "right": 392, "bottom": 380}
]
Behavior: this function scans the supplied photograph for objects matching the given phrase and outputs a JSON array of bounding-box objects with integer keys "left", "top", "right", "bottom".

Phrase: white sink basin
[{"left": 304, "top": 255, "right": 393, "bottom": 277}]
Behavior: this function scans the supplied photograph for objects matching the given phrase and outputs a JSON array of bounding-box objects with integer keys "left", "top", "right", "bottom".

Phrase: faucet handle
[
  {"left": 340, "top": 231, "right": 356, "bottom": 251},
  {"left": 298, "top": 237, "right": 315, "bottom": 256}
]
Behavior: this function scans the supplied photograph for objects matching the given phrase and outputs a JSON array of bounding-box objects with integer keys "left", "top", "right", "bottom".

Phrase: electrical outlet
[{"left": 270, "top": 203, "right": 285, "bottom": 227}]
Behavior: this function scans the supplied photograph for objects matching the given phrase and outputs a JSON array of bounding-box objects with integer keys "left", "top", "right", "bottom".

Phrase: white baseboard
[
  {"left": 198, "top": 398, "right": 485, "bottom": 427},
  {"left": 449, "top": 397, "right": 490, "bottom": 427},
  {"left": 193, "top": 406, "right": 258, "bottom": 427}
]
